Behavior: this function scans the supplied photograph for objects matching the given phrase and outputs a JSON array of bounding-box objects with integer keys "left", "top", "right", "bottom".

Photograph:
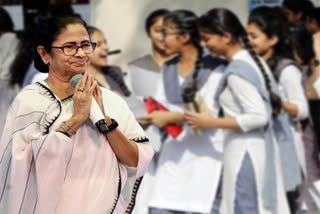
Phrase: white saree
[{"left": 0, "top": 81, "right": 154, "bottom": 214}]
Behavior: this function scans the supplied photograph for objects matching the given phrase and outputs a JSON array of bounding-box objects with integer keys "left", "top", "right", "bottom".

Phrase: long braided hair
[
  {"left": 88, "top": 26, "right": 131, "bottom": 97},
  {"left": 198, "top": 8, "right": 282, "bottom": 117},
  {"left": 103, "top": 66, "right": 131, "bottom": 97},
  {"left": 163, "top": 10, "right": 203, "bottom": 102}
]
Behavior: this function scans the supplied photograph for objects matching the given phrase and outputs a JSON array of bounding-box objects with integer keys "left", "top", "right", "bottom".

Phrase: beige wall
[
  {"left": 313, "top": 0, "right": 320, "bottom": 5},
  {"left": 90, "top": 0, "right": 249, "bottom": 70}
]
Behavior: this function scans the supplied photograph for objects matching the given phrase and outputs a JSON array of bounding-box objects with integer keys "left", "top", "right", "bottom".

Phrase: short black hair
[
  {"left": 33, "top": 16, "right": 88, "bottom": 73},
  {"left": 283, "top": 0, "right": 315, "bottom": 22}
]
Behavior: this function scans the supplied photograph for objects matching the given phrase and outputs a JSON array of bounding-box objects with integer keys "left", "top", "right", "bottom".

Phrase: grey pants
[{"left": 234, "top": 152, "right": 259, "bottom": 214}]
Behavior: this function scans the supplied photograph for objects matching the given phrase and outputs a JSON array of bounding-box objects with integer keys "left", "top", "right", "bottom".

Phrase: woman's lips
[
  {"left": 73, "top": 61, "right": 87, "bottom": 66},
  {"left": 99, "top": 54, "right": 108, "bottom": 59}
]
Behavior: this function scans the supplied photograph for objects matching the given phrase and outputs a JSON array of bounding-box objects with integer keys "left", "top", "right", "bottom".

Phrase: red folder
[{"left": 144, "top": 97, "right": 183, "bottom": 138}]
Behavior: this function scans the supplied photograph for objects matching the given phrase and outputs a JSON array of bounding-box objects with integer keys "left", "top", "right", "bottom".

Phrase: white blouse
[
  {"left": 313, "top": 77, "right": 320, "bottom": 97},
  {"left": 279, "top": 65, "right": 309, "bottom": 120},
  {"left": 219, "top": 50, "right": 269, "bottom": 133},
  {"left": 148, "top": 65, "right": 225, "bottom": 213},
  {"left": 0, "top": 82, "right": 154, "bottom": 214}
]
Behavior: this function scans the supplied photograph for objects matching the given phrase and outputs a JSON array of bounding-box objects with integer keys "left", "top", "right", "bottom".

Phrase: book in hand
[{"left": 144, "top": 97, "right": 183, "bottom": 138}]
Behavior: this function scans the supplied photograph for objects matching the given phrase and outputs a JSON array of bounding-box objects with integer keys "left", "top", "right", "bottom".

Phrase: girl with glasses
[{"left": 137, "top": 9, "right": 226, "bottom": 214}]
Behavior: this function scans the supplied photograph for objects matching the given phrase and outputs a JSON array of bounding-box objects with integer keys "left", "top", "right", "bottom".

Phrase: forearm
[
  {"left": 56, "top": 116, "right": 83, "bottom": 136},
  {"left": 206, "top": 116, "right": 241, "bottom": 131},
  {"left": 166, "top": 112, "right": 185, "bottom": 125},
  {"left": 104, "top": 117, "right": 139, "bottom": 167},
  {"left": 283, "top": 102, "right": 299, "bottom": 118}
]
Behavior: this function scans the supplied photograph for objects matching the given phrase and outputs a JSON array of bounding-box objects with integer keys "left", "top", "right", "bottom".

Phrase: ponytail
[
  {"left": 182, "top": 43, "right": 203, "bottom": 102},
  {"left": 163, "top": 10, "right": 203, "bottom": 101},
  {"left": 106, "top": 67, "right": 131, "bottom": 97}
]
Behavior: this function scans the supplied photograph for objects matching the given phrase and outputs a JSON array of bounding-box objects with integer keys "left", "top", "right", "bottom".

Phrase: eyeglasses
[{"left": 51, "top": 42, "right": 96, "bottom": 56}]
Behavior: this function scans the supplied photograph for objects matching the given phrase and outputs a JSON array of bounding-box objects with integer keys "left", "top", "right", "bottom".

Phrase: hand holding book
[{"left": 136, "top": 97, "right": 183, "bottom": 138}]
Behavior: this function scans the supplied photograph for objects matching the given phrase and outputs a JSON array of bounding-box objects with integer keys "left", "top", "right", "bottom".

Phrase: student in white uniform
[
  {"left": 247, "top": 6, "right": 309, "bottom": 212},
  {"left": 292, "top": 26, "right": 320, "bottom": 211},
  {"left": 128, "top": 9, "right": 172, "bottom": 214},
  {"left": 137, "top": 10, "right": 226, "bottom": 214},
  {"left": 186, "top": 8, "right": 291, "bottom": 214},
  {"left": 128, "top": 9, "right": 172, "bottom": 98}
]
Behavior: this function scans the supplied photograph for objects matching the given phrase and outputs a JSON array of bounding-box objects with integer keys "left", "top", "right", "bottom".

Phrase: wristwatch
[{"left": 95, "top": 118, "right": 119, "bottom": 134}]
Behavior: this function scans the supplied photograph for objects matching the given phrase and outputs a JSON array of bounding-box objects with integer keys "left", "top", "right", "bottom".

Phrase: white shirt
[
  {"left": 219, "top": 50, "right": 268, "bottom": 132},
  {"left": 149, "top": 65, "right": 225, "bottom": 213},
  {"left": 279, "top": 65, "right": 309, "bottom": 120},
  {"left": 31, "top": 72, "right": 48, "bottom": 84},
  {"left": 313, "top": 77, "right": 320, "bottom": 98},
  {"left": 0, "top": 32, "right": 19, "bottom": 81}
]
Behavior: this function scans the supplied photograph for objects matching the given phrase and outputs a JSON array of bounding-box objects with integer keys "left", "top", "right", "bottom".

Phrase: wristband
[
  {"left": 107, "top": 119, "right": 119, "bottom": 133},
  {"left": 95, "top": 118, "right": 119, "bottom": 134}
]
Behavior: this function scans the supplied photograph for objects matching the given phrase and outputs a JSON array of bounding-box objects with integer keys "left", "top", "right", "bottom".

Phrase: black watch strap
[
  {"left": 95, "top": 118, "right": 118, "bottom": 134},
  {"left": 107, "top": 119, "right": 119, "bottom": 133},
  {"left": 95, "top": 119, "right": 109, "bottom": 134}
]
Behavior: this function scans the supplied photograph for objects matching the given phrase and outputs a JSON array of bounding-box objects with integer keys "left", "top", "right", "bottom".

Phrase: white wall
[
  {"left": 313, "top": 0, "right": 320, "bottom": 5},
  {"left": 73, "top": 4, "right": 90, "bottom": 24},
  {"left": 90, "top": 0, "right": 249, "bottom": 70}
]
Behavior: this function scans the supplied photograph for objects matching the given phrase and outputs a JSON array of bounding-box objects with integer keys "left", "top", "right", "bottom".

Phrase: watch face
[
  {"left": 95, "top": 119, "right": 109, "bottom": 134},
  {"left": 99, "top": 124, "right": 109, "bottom": 133},
  {"left": 95, "top": 118, "right": 118, "bottom": 134}
]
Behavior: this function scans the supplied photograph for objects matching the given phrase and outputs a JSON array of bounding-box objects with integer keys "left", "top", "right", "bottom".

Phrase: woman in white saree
[{"left": 0, "top": 16, "right": 154, "bottom": 214}]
